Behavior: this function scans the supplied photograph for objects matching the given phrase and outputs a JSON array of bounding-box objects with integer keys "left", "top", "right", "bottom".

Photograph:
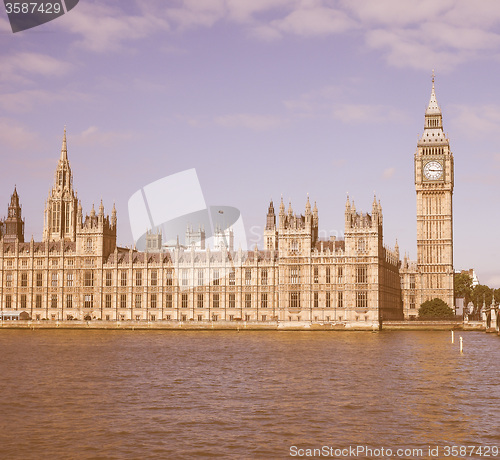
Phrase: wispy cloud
[
  {"left": 365, "top": 28, "right": 467, "bottom": 71},
  {"left": 0, "top": 16, "right": 11, "bottom": 32},
  {"left": 8, "top": 0, "right": 495, "bottom": 73},
  {"left": 450, "top": 104, "right": 500, "bottom": 137},
  {"left": 214, "top": 113, "right": 285, "bottom": 130},
  {"left": 383, "top": 167, "right": 396, "bottom": 179},
  {"left": 332, "top": 103, "right": 407, "bottom": 124},
  {"left": 155, "top": 0, "right": 500, "bottom": 70},
  {"left": 285, "top": 84, "right": 407, "bottom": 124},
  {"left": 267, "top": 6, "right": 357, "bottom": 38},
  {"left": 56, "top": 2, "right": 168, "bottom": 53},
  {"left": 71, "top": 126, "right": 135, "bottom": 147},
  {"left": 0, "top": 89, "right": 87, "bottom": 113},
  {"left": 0, "top": 118, "right": 43, "bottom": 151},
  {"left": 0, "top": 52, "right": 73, "bottom": 83},
  {"left": 284, "top": 85, "right": 346, "bottom": 117}
]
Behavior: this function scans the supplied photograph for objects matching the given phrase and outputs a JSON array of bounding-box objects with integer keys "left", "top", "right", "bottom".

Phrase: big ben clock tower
[{"left": 415, "top": 72, "right": 454, "bottom": 308}]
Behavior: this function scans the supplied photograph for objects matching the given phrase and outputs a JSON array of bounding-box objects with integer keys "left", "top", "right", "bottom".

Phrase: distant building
[{"left": 455, "top": 268, "right": 479, "bottom": 287}]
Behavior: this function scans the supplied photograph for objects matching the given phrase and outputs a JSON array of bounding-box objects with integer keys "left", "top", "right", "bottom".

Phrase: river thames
[{"left": 0, "top": 330, "right": 499, "bottom": 459}]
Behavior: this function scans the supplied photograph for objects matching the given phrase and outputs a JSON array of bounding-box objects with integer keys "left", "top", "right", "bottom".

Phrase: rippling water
[{"left": 0, "top": 330, "right": 499, "bottom": 459}]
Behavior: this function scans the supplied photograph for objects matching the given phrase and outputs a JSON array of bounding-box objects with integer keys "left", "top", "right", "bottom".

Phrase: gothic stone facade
[
  {"left": 0, "top": 191, "right": 402, "bottom": 325},
  {"left": 0, "top": 79, "right": 455, "bottom": 324},
  {"left": 0, "top": 132, "right": 402, "bottom": 326}
]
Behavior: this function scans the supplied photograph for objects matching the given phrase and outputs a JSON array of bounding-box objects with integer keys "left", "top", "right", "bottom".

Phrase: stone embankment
[{"left": 0, "top": 320, "right": 486, "bottom": 331}]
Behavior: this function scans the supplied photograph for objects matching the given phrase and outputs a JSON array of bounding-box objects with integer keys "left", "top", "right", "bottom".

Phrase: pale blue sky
[{"left": 1, "top": 1, "right": 499, "bottom": 286}]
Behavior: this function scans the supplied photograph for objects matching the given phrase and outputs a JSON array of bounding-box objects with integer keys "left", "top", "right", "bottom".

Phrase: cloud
[
  {"left": 0, "top": 52, "right": 73, "bottom": 83},
  {"left": 12, "top": 0, "right": 496, "bottom": 73},
  {"left": 0, "top": 118, "right": 43, "bottom": 151},
  {"left": 0, "top": 89, "right": 87, "bottom": 113},
  {"left": 56, "top": 2, "right": 169, "bottom": 53},
  {"left": 71, "top": 126, "right": 135, "bottom": 147},
  {"left": 332, "top": 158, "right": 347, "bottom": 169},
  {"left": 268, "top": 6, "right": 357, "bottom": 38},
  {"left": 450, "top": 104, "right": 500, "bottom": 137},
  {"left": 285, "top": 84, "right": 408, "bottom": 124},
  {"left": 340, "top": 0, "right": 453, "bottom": 27},
  {"left": 225, "top": 0, "right": 291, "bottom": 23},
  {"left": 175, "top": 115, "right": 204, "bottom": 127},
  {"left": 214, "top": 113, "right": 285, "bottom": 130},
  {"left": 332, "top": 103, "right": 407, "bottom": 124},
  {"left": 365, "top": 29, "right": 466, "bottom": 71},
  {"left": 163, "top": 0, "right": 226, "bottom": 29},
  {"left": 284, "top": 85, "right": 346, "bottom": 116},
  {"left": 0, "top": 16, "right": 11, "bottom": 32},
  {"left": 383, "top": 167, "right": 395, "bottom": 179}
]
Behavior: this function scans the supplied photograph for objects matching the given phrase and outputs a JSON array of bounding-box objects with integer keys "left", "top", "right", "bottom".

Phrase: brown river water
[{"left": 0, "top": 330, "right": 499, "bottom": 459}]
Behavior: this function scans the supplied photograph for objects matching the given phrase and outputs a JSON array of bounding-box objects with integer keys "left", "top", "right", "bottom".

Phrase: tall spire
[
  {"left": 266, "top": 199, "right": 276, "bottom": 230},
  {"left": 425, "top": 70, "right": 441, "bottom": 115},
  {"left": 305, "top": 194, "right": 311, "bottom": 214},
  {"left": 419, "top": 70, "right": 446, "bottom": 142},
  {"left": 61, "top": 126, "right": 68, "bottom": 161}
]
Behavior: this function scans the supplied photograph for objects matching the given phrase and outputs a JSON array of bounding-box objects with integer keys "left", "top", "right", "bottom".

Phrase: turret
[
  {"left": 345, "top": 195, "right": 351, "bottom": 228},
  {"left": 77, "top": 200, "right": 83, "bottom": 229},
  {"left": 279, "top": 196, "right": 285, "bottom": 228},
  {"left": 264, "top": 199, "right": 278, "bottom": 251},
  {"left": 266, "top": 199, "right": 276, "bottom": 230},
  {"left": 4, "top": 186, "right": 25, "bottom": 242},
  {"left": 111, "top": 202, "right": 117, "bottom": 228}
]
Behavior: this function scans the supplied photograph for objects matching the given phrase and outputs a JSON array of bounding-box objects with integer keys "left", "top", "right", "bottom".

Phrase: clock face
[{"left": 423, "top": 161, "right": 443, "bottom": 180}]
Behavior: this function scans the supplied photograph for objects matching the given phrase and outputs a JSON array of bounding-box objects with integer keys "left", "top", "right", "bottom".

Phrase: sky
[{"left": 1, "top": 0, "right": 499, "bottom": 287}]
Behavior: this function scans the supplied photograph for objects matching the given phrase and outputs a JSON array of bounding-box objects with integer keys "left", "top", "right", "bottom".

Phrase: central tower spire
[
  {"left": 43, "top": 128, "right": 79, "bottom": 242},
  {"left": 61, "top": 126, "right": 68, "bottom": 161}
]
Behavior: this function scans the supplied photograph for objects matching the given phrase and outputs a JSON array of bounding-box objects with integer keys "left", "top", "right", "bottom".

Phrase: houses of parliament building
[{"left": 0, "top": 79, "right": 454, "bottom": 327}]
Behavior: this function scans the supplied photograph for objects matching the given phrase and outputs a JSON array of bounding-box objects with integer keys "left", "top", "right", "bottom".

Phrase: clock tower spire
[{"left": 415, "top": 72, "right": 454, "bottom": 309}]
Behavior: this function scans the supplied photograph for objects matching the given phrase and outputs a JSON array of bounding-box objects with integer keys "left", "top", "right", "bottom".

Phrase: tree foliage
[
  {"left": 470, "top": 284, "right": 493, "bottom": 310},
  {"left": 454, "top": 273, "right": 472, "bottom": 305},
  {"left": 418, "top": 298, "right": 455, "bottom": 320},
  {"left": 494, "top": 288, "right": 500, "bottom": 304}
]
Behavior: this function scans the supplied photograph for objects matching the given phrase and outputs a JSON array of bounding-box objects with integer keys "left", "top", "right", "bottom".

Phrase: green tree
[
  {"left": 494, "top": 288, "right": 500, "bottom": 305},
  {"left": 418, "top": 298, "right": 455, "bottom": 320},
  {"left": 470, "top": 284, "right": 493, "bottom": 316},
  {"left": 454, "top": 273, "right": 472, "bottom": 306}
]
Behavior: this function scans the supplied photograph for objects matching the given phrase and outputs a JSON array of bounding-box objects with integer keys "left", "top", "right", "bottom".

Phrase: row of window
[
  {"left": 3, "top": 291, "right": 373, "bottom": 310},
  {"left": 26, "top": 312, "right": 362, "bottom": 322},
  {"left": 2, "top": 266, "right": 371, "bottom": 288},
  {"left": 293, "top": 266, "right": 369, "bottom": 284}
]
